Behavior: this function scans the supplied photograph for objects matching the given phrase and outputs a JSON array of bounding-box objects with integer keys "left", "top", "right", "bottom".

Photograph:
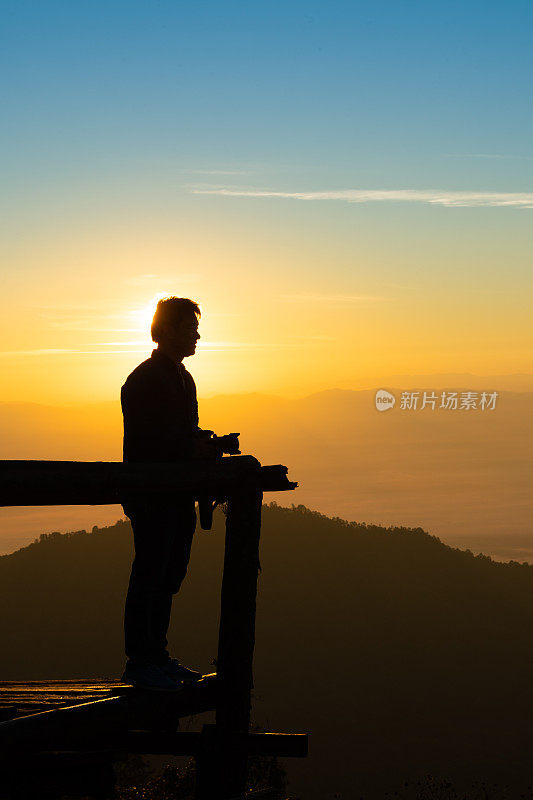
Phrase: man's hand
[
  {"left": 192, "top": 437, "right": 222, "bottom": 459},
  {"left": 192, "top": 430, "right": 219, "bottom": 459},
  {"left": 214, "top": 432, "right": 240, "bottom": 455},
  {"left": 192, "top": 430, "right": 241, "bottom": 458}
]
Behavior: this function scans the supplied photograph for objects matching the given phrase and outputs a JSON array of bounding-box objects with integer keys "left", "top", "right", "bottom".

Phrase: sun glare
[{"left": 130, "top": 292, "right": 170, "bottom": 331}]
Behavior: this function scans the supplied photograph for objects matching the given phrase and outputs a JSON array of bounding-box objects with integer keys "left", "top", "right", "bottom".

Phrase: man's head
[{"left": 151, "top": 297, "right": 201, "bottom": 360}]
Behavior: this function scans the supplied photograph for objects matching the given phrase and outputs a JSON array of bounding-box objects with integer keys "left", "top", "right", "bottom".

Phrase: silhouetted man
[{"left": 120, "top": 297, "right": 207, "bottom": 690}]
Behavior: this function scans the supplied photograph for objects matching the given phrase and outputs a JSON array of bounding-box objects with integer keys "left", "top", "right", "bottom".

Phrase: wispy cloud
[
  {"left": 48, "top": 325, "right": 145, "bottom": 332},
  {"left": 190, "top": 187, "right": 533, "bottom": 208},
  {"left": 39, "top": 306, "right": 145, "bottom": 333},
  {"left": 182, "top": 169, "right": 252, "bottom": 176},
  {"left": 39, "top": 306, "right": 133, "bottom": 328},
  {"left": 93, "top": 341, "right": 151, "bottom": 346},
  {"left": 0, "top": 348, "right": 149, "bottom": 357},
  {"left": 0, "top": 341, "right": 297, "bottom": 357},
  {"left": 123, "top": 273, "right": 161, "bottom": 286},
  {"left": 281, "top": 293, "right": 388, "bottom": 303},
  {"left": 197, "top": 341, "right": 297, "bottom": 349},
  {"left": 123, "top": 272, "right": 200, "bottom": 287},
  {"left": 90, "top": 340, "right": 296, "bottom": 349},
  {"left": 0, "top": 349, "right": 78, "bottom": 357},
  {"left": 296, "top": 334, "right": 336, "bottom": 342},
  {"left": 445, "top": 153, "right": 533, "bottom": 161}
]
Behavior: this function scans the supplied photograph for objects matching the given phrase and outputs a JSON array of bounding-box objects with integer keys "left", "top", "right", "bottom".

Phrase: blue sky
[
  {"left": 3, "top": 0, "right": 533, "bottom": 188},
  {"left": 1, "top": 0, "right": 532, "bottom": 402}
]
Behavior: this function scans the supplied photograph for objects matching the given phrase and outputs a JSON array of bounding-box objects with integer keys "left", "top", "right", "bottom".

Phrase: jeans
[{"left": 122, "top": 496, "right": 197, "bottom": 665}]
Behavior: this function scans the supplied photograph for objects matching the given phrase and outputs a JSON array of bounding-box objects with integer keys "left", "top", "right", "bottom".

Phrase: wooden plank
[
  {"left": 0, "top": 680, "right": 120, "bottom": 686},
  {"left": 0, "top": 691, "right": 113, "bottom": 697},
  {"left": 0, "top": 680, "right": 121, "bottom": 685},
  {"left": 0, "top": 458, "right": 296, "bottom": 507},
  {"left": 0, "top": 680, "right": 127, "bottom": 717},
  {"left": 258, "top": 464, "right": 298, "bottom": 492},
  {"left": 108, "top": 730, "right": 307, "bottom": 757},
  {"left": 0, "top": 715, "right": 308, "bottom": 757},
  {"left": 0, "top": 674, "right": 218, "bottom": 753}
]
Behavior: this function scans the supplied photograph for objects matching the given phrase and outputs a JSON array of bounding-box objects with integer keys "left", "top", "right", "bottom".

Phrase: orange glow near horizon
[{"left": 0, "top": 216, "right": 532, "bottom": 406}]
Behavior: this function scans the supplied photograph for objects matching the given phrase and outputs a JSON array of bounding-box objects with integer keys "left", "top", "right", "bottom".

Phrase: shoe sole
[
  {"left": 121, "top": 671, "right": 203, "bottom": 688},
  {"left": 125, "top": 680, "right": 183, "bottom": 692},
  {"left": 121, "top": 674, "right": 184, "bottom": 692}
]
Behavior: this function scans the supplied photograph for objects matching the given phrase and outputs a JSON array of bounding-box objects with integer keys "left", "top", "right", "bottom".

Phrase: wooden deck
[
  {"left": 0, "top": 457, "right": 303, "bottom": 797},
  {"left": 0, "top": 680, "right": 125, "bottom": 719},
  {"left": 0, "top": 677, "right": 306, "bottom": 760},
  {"left": 0, "top": 674, "right": 216, "bottom": 722}
]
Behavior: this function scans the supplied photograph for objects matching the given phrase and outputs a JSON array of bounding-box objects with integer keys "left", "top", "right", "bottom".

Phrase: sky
[{"left": 1, "top": 0, "right": 533, "bottom": 403}]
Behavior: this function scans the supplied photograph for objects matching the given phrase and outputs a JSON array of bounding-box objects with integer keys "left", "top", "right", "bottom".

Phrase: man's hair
[{"left": 151, "top": 297, "right": 201, "bottom": 343}]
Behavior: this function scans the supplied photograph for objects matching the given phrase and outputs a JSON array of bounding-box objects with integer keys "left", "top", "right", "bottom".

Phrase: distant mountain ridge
[
  {"left": 0, "top": 385, "right": 531, "bottom": 560},
  {"left": 363, "top": 372, "right": 533, "bottom": 391},
  {"left": 2, "top": 504, "right": 533, "bottom": 799}
]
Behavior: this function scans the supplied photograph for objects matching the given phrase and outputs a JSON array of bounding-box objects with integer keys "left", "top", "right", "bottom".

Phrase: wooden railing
[{"left": 0, "top": 456, "right": 306, "bottom": 800}]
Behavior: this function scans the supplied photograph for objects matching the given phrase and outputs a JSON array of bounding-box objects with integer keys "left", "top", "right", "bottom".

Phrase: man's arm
[{"left": 182, "top": 372, "right": 240, "bottom": 458}]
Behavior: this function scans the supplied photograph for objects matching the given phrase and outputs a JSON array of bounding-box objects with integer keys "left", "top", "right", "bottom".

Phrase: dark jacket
[{"left": 121, "top": 349, "right": 199, "bottom": 463}]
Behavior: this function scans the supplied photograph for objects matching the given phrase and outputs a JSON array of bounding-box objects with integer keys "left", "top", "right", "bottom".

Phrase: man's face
[{"left": 170, "top": 316, "right": 200, "bottom": 357}]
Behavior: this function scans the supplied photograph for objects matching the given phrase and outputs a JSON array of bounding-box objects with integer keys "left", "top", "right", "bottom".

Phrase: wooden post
[{"left": 195, "top": 486, "right": 263, "bottom": 799}]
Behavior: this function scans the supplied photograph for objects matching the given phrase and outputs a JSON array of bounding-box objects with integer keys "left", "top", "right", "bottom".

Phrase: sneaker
[
  {"left": 158, "top": 658, "right": 202, "bottom": 683},
  {"left": 121, "top": 661, "right": 182, "bottom": 692}
]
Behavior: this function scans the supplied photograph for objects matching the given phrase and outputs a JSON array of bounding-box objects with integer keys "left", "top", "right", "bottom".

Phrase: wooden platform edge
[{"left": 0, "top": 675, "right": 218, "bottom": 753}]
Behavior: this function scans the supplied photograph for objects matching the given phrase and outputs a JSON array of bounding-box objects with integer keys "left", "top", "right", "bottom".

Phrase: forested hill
[{"left": 1, "top": 504, "right": 533, "bottom": 799}]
